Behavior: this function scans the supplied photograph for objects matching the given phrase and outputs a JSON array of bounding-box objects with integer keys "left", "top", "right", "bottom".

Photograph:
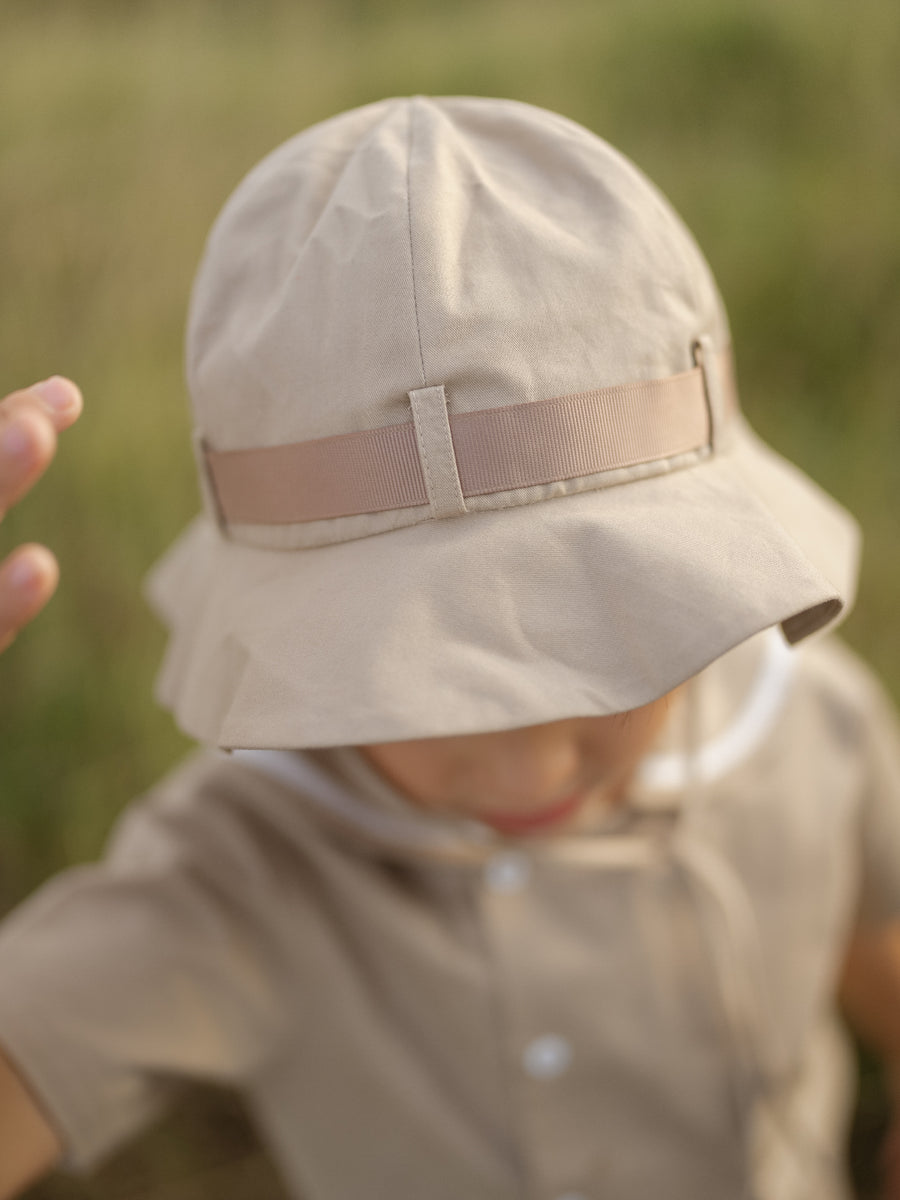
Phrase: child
[{"left": 2, "top": 95, "right": 900, "bottom": 1200}]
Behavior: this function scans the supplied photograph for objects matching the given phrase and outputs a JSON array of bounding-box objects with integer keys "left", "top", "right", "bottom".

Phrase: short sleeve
[
  {"left": 0, "top": 756, "right": 290, "bottom": 1173},
  {"left": 856, "top": 673, "right": 900, "bottom": 924}
]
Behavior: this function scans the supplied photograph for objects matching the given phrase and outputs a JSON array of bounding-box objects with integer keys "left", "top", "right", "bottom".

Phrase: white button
[
  {"left": 522, "top": 1033, "right": 572, "bottom": 1079},
  {"left": 484, "top": 851, "right": 531, "bottom": 893}
]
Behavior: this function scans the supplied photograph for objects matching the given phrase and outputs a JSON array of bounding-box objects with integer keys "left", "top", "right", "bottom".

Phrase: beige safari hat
[{"left": 146, "top": 96, "right": 859, "bottom": 749}]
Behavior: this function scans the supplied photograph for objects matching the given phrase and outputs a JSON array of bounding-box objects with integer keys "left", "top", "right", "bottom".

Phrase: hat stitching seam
[{"left": 405, "top": 98, "right": 428, "bottom": 389}]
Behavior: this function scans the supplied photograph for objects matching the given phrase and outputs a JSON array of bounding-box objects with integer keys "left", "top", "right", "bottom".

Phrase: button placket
[{"left": 480, "top": 849, "right": 589, "bottom": 1200}]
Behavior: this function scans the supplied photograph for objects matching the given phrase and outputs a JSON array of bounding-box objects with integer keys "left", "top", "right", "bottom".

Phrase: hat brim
[{"left": 146, "top": 421, "right": 859, "bottom": 749}]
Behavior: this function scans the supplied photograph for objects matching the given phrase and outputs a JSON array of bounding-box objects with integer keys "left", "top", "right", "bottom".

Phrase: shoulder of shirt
[
  {"left": 636, "top": 630, "right": 898, "bottom": 796},
  {"left": 105, "top": 747, "right": 333, "bottom": 879},
  {"left": 790, "top": 633, "right": 900, "bottom": 725},
  {"left": 126, "top": 746, "right": 318, "bottom": 821}
]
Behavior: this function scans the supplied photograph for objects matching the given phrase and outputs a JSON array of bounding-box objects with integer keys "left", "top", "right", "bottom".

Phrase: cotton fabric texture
[
  {"left": 0, "top": 633, "right": 898, "bottom": 1199},
  {"left": 147, "top": 96, "right": 859, "bottom": 749}
]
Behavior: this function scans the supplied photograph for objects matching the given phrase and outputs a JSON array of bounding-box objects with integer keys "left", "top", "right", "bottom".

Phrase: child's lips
[{"left": 476, "top": 789, "right": 588, "bottom": 835}]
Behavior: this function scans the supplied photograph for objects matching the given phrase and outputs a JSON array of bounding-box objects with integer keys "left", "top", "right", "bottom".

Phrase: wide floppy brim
[{"left": 146, "top": 420, "right": 859, "bottom": 749}]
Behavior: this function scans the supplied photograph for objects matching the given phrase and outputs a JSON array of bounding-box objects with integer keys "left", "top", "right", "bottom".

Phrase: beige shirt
[{"left": 1, "top": 632, "right": 900, "bottom": 1200}]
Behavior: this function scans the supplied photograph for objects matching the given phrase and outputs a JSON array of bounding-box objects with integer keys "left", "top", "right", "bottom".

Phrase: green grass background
[{"left": 0, "top": 0, "right": 898, "bottom": 1195}]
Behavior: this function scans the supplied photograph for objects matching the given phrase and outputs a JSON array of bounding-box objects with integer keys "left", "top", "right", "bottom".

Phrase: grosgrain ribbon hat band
[{"left": 200, "top": 341, "right": 735, "bottom": 529}]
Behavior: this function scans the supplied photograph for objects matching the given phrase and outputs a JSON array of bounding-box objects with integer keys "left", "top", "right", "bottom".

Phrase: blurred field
[{"left": 0, "top": 0, "right": 898, "bottom": 1196}]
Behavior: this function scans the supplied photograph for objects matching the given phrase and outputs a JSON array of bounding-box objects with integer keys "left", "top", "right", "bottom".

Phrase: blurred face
[{"left": 359, "top": 691, "right": 680, "bottom": 837}]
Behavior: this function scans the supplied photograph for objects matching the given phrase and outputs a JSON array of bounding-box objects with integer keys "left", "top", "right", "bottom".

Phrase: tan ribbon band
[{"left": 201, "top": 351, "right": 735, "bottom": 526}]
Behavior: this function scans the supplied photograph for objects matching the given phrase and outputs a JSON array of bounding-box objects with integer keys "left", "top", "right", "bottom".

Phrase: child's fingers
[
  {"left": 0, "top": 379, "right": 81, "bottom": 650},
  {"left": 1, "top": 377, "right": 83, "bottom": 434},
  {"left": 0, "top": 405, "right": 58, "bottom": 520},
  {"left": 0, "top": 544, "right": 59, "bottom": 652}
]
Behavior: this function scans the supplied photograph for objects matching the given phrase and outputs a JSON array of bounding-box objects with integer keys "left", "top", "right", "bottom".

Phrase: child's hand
[{"left": 0, "top": 378, "right": 82, "bottom": 652}]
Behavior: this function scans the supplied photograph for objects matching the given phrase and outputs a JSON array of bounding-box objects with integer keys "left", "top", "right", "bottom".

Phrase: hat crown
[{"left": 187, "top": 96, "right": 729, "bottom": 456}]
